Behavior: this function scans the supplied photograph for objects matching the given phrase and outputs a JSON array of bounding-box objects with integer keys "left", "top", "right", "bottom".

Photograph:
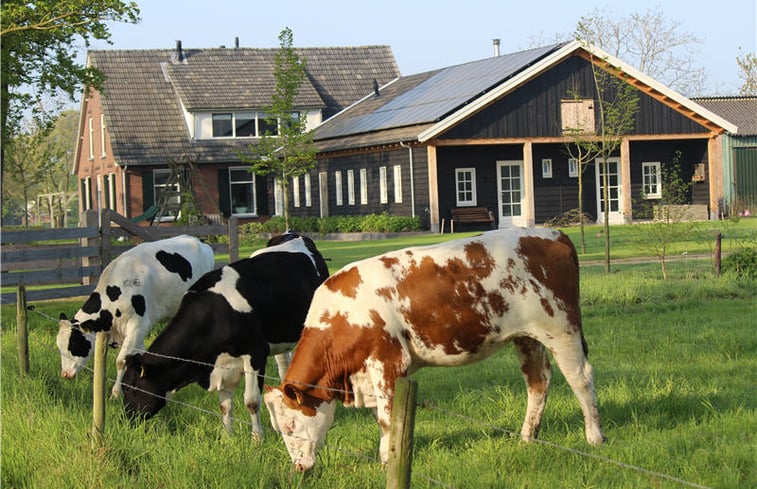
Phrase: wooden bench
[{"left": 443, "top": 207, "right": 495, "bottom": 233}]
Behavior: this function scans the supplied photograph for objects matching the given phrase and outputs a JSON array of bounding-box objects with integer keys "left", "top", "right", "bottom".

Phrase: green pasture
[{"left": 2, "top": 220, "right": 756, "bottom": 488}]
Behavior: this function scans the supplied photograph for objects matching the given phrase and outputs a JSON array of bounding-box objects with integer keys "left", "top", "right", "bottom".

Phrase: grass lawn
[{"left": 2, "top": 222, "right": 756, "bottom": 488}]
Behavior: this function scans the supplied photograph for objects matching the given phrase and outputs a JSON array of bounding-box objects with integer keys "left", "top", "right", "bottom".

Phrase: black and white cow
[
  {"left": 121, "top": 233, "right": 329, "bottom": 440},
  {"left": 57, "top": 235, "right": 215, "bottom": 397}
]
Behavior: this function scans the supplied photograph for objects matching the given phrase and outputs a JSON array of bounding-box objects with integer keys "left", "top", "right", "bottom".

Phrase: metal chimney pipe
[
  {"left": 493, "top": 38, "right": 501, "bottom": 57},
  {"left": 176, "top": 40, "right": 183, "bottom": 61},
  {"left": 235, "top": 37, "right": 239, "bottom": 49}
]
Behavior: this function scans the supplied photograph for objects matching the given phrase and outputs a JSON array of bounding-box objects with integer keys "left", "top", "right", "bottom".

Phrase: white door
[
  {"left": 496, "top": 160, "right": 526, "bottom": 227},
  {"left": 595, "top": 157, "right": 623, "bottom": 224}
]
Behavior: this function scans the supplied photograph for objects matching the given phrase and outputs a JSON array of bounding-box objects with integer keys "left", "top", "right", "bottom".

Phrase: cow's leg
[
  {"left": 273, "top": 351, "right": 291, "bottom": 380},
  {"left": 513, "top": 337, "right": 552, "bottom": 442},
  {"left": 547, "top": 335, "right": 605, "bottom": 445},
  {"left": 111, "top": 319, "right": 149, "bottom": 398},
  {"left": 217, "top": 389, "right": 235, "bottom": 434},
  {"left": 241, "top": 354, "right": 264, "bottom": 442}
]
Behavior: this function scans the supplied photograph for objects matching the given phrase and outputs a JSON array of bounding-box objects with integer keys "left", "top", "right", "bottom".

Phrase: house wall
[
  {"left": 306, "top": 147, "right": 431, "bottom": 226},
  {"left": 76, "top": 89, "right": 122, "bottom": 215}
]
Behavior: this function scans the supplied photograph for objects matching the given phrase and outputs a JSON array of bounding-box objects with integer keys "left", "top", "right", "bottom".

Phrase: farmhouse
[
  {"left": 306, "top": 41, "right": 739, "bottom": 231},
  {"left": 73, "top": 41, "right": 400, "bottom": 223},
  {"left": 76, "top": 40, "right": 741, "bottom": 230}
]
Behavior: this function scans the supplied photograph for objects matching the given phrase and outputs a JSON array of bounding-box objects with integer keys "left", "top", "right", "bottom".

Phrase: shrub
[{"left": 722, "top": 247, "right": 757, "bottom": 279}]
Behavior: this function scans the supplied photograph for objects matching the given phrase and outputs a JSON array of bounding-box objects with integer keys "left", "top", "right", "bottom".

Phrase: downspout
[
  {"left": 399, "top": 141, "right": 416, "bottom": 217},
  {"left": 122, "top": 165, "right": 129, "bottom": 218}
]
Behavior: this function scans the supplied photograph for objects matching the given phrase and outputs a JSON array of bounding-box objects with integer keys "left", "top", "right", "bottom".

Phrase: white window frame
[
  {"left": 455, "top": 168, "right": 477, "bottom": 206},
  {"left": 88, "top": 118, "right": 94, "bottom": 159},
  {"left": 107, "top": 172, "right": 117, "bottom": 210},
  {"left": 292, "top": 176, "right": 301, "bottom": 208},
  {"left": 304, "top": 174, "right": 312, "bottom": 207},
  {"left": 568, "top": 158, "right": 579, "bottom": 178},
  {"left": 100, "top": 114, "right": 107, "bottom": 157},
  {"left": 541, "top": 159, "right": 553, "bottom": 179},
  {"left": 83, "top": 176, "right": 92, "bottom": 210},
  {"left": 393, "top": 165, "right": 402, "bottom": 203},
  {"left": 335, "top": 171, "right": 343, "bottom": 206},
  {"left": 347, "top": 170, "right": 355, "bottom": 205},
  {"left": 642, "top": 161, "right": 662, "bottom": 199},
  {"left": 360, "top": 168, "right": 368, "bottom": 205},
  {"left": 379, "top": 166, "right": 388, "bottom": 204}
]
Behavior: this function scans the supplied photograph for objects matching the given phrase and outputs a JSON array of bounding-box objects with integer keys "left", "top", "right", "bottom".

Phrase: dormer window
[{"left": 208, "top": 111, "right": 292, "bottom": 138}]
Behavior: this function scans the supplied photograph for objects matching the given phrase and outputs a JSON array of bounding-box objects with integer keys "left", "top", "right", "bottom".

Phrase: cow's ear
[
  {"left": 125, "top": 353, "right": 144, "bottom": 376},
  {"left": 59, "top": 312, "right": 68, "bottom": 320},
  {"left": 283, "top": 384, "right": 304, "bottom": 406}
]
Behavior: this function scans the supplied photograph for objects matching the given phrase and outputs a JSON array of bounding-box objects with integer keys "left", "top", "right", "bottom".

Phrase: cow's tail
[{"left": 556, "top": 231, "right": 589, "bottom": 358}]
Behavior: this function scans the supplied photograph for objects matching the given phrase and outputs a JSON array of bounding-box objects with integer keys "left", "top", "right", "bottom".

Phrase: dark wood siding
[
  {"left": 440, "top": 55, "right": 709, "bottom": 140},
  {"left": 304, "top": 148, "right": 431, "bottom": 225}
]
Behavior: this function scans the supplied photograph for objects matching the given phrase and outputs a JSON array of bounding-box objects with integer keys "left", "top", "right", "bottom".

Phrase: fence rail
[{"left": 1, "top": 209, "right": 239, "bottom": 305}]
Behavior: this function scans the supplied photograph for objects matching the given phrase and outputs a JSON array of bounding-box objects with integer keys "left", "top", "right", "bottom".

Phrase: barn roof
[{"left": 692, "top": 96, "right": 757, "bottom": 136}]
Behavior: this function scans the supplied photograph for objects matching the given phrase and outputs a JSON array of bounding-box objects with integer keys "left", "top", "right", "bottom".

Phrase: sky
[{"left": 80, "top": 0, "right": 756, "bottom": 96}]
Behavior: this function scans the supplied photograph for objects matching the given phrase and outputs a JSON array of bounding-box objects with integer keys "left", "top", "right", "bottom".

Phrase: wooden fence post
[
  {"left": 714, "top": 232, "right": 722, "bottom": 277},
  {"left": 386, "top": 377, "right": 418, "bottom": 489},
  {"left": 16, "top": 286, "right": 29, "bottom": 375},
  {"left": 91, "top": 331, "right": 108, "bottom": 449},
  {"left": 228, "top": 216, "right": 239, "bottom": 263}
]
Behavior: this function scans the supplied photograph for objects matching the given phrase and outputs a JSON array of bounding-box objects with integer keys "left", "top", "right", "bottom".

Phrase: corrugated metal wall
[{"left": 734, "top": 146, "right": 757, "bottom": 207}]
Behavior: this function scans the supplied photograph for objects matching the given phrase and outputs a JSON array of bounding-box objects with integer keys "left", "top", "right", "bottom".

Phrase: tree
[
  {"left": 634, "top": 151, "right": 696, "bottom": 280},
  {"left": 241, "top": 27, "right": 317, "bottom": 230},
  {"left": 2, "top": 110, "right": 79, "bottom": 227},
  {"left": 736, "top": 48, "right": 757, "bottom": 95},
  {"left": 574, "top": 20, "right": 640, "bottom": 273},
  {"left": 529, "top": 6, "right": 707, "bottom": 96},
  {"left": 1, "top": 0, "right": 140, "bottom": 175}
]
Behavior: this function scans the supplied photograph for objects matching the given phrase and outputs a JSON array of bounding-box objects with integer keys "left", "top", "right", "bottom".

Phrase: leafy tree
[
  {"left": 241, "top": 27, "right": 317, "bottom": 230},
  {"left": 2, "top": 110, "right": 79, "bottom": 227},
  {"left": 736, "top": 47, "right": 757, "bottom": 95},
  {"left": 574, "top": 19, "right": 640, "bottom": 273},
  {"left": 1, "top": 0, "right": 140, "bottom": 176}
]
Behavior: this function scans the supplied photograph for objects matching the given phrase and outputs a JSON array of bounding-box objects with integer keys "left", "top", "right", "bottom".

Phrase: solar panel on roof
[{"left": 316, "top": 44, "right": 564, "bottom": 140}]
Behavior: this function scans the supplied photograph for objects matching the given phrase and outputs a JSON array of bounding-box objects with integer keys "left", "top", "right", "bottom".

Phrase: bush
[
  {"left": 238, "top": 213, "right": 422, "bottom": 246},
  {"left": 722, "top": 247, "right": 757, "bottom": 279}
]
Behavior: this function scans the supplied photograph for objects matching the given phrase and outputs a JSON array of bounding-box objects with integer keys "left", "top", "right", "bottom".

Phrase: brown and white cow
[{"left": 264, "top": 228, "right": 605, "bottom": 471}]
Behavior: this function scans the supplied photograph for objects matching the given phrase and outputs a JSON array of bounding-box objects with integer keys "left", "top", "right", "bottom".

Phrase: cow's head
[
  {"left": 56, "top": 313, "right": 94, "bottom": 379},
  {"left": 263, "top": 384, "right": 336, "bottom": 472},
  {"left": 121, "top": 353, "right": 167, "bottom": 420}
]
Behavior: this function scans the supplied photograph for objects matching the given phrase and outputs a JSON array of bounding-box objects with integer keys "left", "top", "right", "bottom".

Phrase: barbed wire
[{"left": 22, "top": 305, "right": 716, "bottom": 488}]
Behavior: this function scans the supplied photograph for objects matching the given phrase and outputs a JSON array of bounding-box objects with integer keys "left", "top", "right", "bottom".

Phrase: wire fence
[{"left": 18, "top": 305, "right": 716, "bottom": 489}]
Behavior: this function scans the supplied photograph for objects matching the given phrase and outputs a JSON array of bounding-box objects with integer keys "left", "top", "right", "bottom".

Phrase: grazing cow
[
  {"left": 264, "top": 228, "right": 605, "bottom": 472},
  {"left": 121, "top": 233, "right": 329, "bottom": 440},
  {"left": 57, "top": 235, "right": 214, "bottom": 397}
]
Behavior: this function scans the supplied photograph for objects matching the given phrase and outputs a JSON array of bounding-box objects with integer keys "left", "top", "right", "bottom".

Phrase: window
[
  {"left": 541, "top": 159, "right": 553, "bottom": 179},
  {"left": 455, "top": 168, "right": 477, "bottom": 206},
  {"left": 88, "top": 118, "right": 94, "bottom": 159},
  {"left": 561, "top": 98, "right": 595, "bottom": 134},
  {"left": 379, "top": 166, "right": 388, "bottom": 204},
  {"left": 335, "top": 171, "right": 343, "bottom": 206},
  {"left": 360, "top": 168, "right": 368, "bottom": 205},
  {"left": 568, "top": 158, "right": 579, "bottom": 178},
  {"left": 347, "top": 170, "right": 355, "bottom": 205},
  {"left": 292, "top": 176, "right": 301, "bottom": 207},
  {"left": 304, "top": 174, "right": 312, "bottom": 207},
  {"left": 212, "top": 113, "right": 233, "bottom": 137},
  {"left": 103, "top": 173, "right": 116, "bottom": 210},
  {"left": 81, "top": 177, "right": 92, "bottom": 210},
  {"left": 393, "top": 165, "right": 403, "bottom": 203},
  {"left": 229, "top": 167, "right": 255, "bottom": 215},
  {"left": 153, "top": 169, "right": 180, "bottom": 221},
  {"left": 258, "top": 112, "right": 279, "bottom": 136},
  {"left": 235, "top": 112, "right": 255, "bottom": 137},
  {"left": 100, "top": 114, "right": 107, "bottom": 157},
  {"left": 642, "top": 162, "right": 661, "bottom": 198}
]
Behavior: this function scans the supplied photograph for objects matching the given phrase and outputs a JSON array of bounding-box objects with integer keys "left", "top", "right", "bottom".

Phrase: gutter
[{"left": 399, "top": 141, "right": 416, "bottom": 217}]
